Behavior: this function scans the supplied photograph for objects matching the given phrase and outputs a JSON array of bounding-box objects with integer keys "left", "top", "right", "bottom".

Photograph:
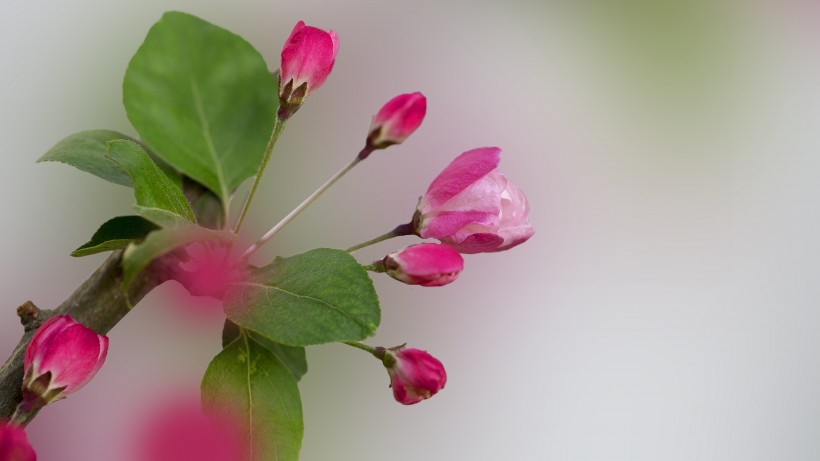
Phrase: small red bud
[
  {"left": 278, "top": 21, "right": 339, "bottom": 117},
  {"left": 23, "top": 315, "right": 108, "bottom": 405},
  {"left": 383, "top": 347, "right": 447, "bottom": 405},
  {"left": 383, "top": 243, "right": 463, "bottom": 287},
  {"left": 367, "top": 92, "right": 427, "bottom": 149}
]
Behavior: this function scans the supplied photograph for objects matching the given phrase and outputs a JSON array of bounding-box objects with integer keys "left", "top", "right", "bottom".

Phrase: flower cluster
[
  {"left": 4, "top": 15, "right": 537, "bottom": 459},
  {"left": 273, "top": 21, "right": 534, "bottom": 406}
]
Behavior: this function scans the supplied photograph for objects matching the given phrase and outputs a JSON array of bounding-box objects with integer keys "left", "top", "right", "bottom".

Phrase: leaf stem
[
  {"left": 240, "top": 156, "right": 363, "bottom": 260},
  {"left": 346, "top": 222, "right": 416, "bottom": 253},
  {"left": 234, "top": 116, "right": 287, "bottom": 233}
]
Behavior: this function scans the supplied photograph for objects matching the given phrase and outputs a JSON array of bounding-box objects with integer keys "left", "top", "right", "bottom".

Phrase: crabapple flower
[
  {"left": 278, "top": 21, "right": 338, "bottom": 116},
  {"left": 367, "top": 92, "right": 427, "bottom": 149},
  {"left": 382, "top": 347, "right": 446, "bottom": 405},
  {"left": 23, "top": 315, "right": 108, "bottom": 405},
  {"left": 0, "top": 422, "right": 36, "bottom": 461},
  {"left": 414, "top": 147, "right": 535, "bottom": 253},
  {"left": 382, "top": 243, "right": 463, "bottom": 287}
]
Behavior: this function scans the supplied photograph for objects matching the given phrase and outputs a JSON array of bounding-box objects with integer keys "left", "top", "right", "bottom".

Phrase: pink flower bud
[
  {"left": 415, "top": 147, "right": 535, "bottom": 254},
  {"left": 23, "top": 315, "right": 108, "bottom": 405},
  {"left": 0, "top": 422, "right": 36, "bottom": 461},
  {"left": 383, "top": 348, "right": 446, "bottom": 405},
  {"left": 278, "top": 21, "right": 338, "bottom": 116},
  {"left": 367, "top": 92, "right": 427, "bottom": 149},
  {"left": 383, "top": 243, "right": 463, "bottom": 287}
]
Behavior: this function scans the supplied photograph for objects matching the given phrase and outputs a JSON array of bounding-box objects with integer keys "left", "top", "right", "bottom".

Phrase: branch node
[{"left": 16, "top": 301, "right": 48, "bottom": 332}]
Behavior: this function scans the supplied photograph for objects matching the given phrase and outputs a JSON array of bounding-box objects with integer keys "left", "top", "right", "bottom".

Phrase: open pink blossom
[
  {"left": 415, "top": 147, "right": 534, "bottom": 253},
  {"left": 0, "top": 422, "right": 36, "bottom": 461},
  {"left": 383, "top": 348, "right": 447, "bottom": 405},
  {"left": 23, "top": 315, "right": 108, "bottom": 404},
  {"left": 367, "top": 92, "right": 427, "bottom": 149},
  {"left": 383, "top": 243, "right": 463, "bottom": 287},
  {"left": 279, "top": 20, "right": 338, "bottom": 112}
]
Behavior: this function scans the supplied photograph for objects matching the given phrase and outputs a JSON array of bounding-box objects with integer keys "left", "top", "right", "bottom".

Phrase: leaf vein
[
  {"left": 242, "top": 281, "right": 371, "bottom": 333},
  {"left": 188, "top": 74, "right": 228, "bottom": 200}
]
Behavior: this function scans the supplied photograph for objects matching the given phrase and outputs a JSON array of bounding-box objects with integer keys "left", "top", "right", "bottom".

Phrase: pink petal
[
  {"left": 443, "top": 232, "right": 505, "bottom": 254},
  {"left": 419, "top": 147, "right": 501, "bottom": 212},
  {"left": 489, "top": 224, "right": 536, "bottom": 253},
  {"left": 420, "top": 210, "right": 497, "bottom": 240},
  {"left": 387, "top": 243, "right": 464, "bottom": 286},
  {"left": 370, "top": 92, "right": 427, "bottom": 145},
  {"left": 328, "top": 30, "right": 339, "bottom": 59},
  {"left": 285, "top": 21, "right": 306, "bottom": 43},
  {"left": 25, "top": 315, "right": 71, "bottom": 371},
  {"left": 280, "top": 23, "right": 337, "bottom": 93},
  {"left": 396, "top": 244, "right": 463, "bottom": 277},
  {"left": 38, "top": 324, "right": 103, "bottom": 393}
]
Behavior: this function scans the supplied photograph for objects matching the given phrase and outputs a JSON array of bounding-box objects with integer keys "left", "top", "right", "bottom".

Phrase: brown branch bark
[{"left": 0, "top": 250, "right": 173, "bottom": 419}]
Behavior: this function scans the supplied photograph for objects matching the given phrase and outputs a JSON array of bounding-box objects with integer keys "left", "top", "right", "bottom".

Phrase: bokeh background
[{"left": 2, "top": 0, "right": 820, "bottom": 460}]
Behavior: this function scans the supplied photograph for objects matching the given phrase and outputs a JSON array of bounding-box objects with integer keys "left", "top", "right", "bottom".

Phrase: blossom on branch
[
  {"left": 23, "top": 315, "right": 108, "bottom": 405},
  {"left": 415, "top": 147, "right": 535, "bottom": 253},
  {"left": 382, "top": 243, "right": 463, "bottom": 287},
  {"left": 367, "top": 92, "right": 427, "bottom": 149},
  {"left": 382, "top": 347, "right": 447, "bottom": 405},
  {"left": 278, "top": 20, "right": 338, "bottom": 117}
]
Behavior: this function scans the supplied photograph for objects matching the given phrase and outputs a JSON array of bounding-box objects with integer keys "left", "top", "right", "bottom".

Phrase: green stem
[
  {"left": 342, "top": 341, "right": 378, "bottom": 357},
  {"left": 241, "top": 156, "right": 363, "bottom": 260},
  {"left": 9, "top": 400, "right": 40, "bottom": 427},
  {"left": 362, "top": 260, "right": 387, "bottom": 273},
  {"left": 346, "top": 222, "right": 416, "bottom": 253},
  {"left": 234, "top": 116, "right": 287, "bottom": 233}
]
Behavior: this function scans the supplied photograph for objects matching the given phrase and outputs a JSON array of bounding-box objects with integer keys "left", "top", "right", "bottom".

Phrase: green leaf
[
  {"left": 72, "top": 215, "right": 158, "bottom": 257},
  {"left": 38, "top": 130, "right": 183, "bottom": 189},
  {"left": 122, "top": 225, "right": 235, "bottom": 291},
  {"left": 202, "top": 333, "right": 303, "bottom": 461},
  {"left": 38, "top": 130, "right": 136, "bottom": 186},
  {"left": 123, "top": 11, "right": 278, "bottom": 204},
  {"left": 225, "top": 248, "right": 380, "bottom": 346},
  {"left": 249, "top": 332, "right": 308, "bottom": 381},
  {"left": 106, "top": 139, "right": 195, "bottom": 227}
]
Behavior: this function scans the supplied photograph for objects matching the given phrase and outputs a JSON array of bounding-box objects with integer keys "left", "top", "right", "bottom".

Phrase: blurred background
[{"left": 2, "top": 0, "right": 819, "bottom": 459}]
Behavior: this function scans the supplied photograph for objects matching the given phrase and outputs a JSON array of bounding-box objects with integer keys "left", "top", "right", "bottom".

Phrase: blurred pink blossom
[
  {"left": 0, "top": 422, "right": 36, "bottom": 461},
  {"left": 134, "top": 395, "right": 243, "bottom": 461}
]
